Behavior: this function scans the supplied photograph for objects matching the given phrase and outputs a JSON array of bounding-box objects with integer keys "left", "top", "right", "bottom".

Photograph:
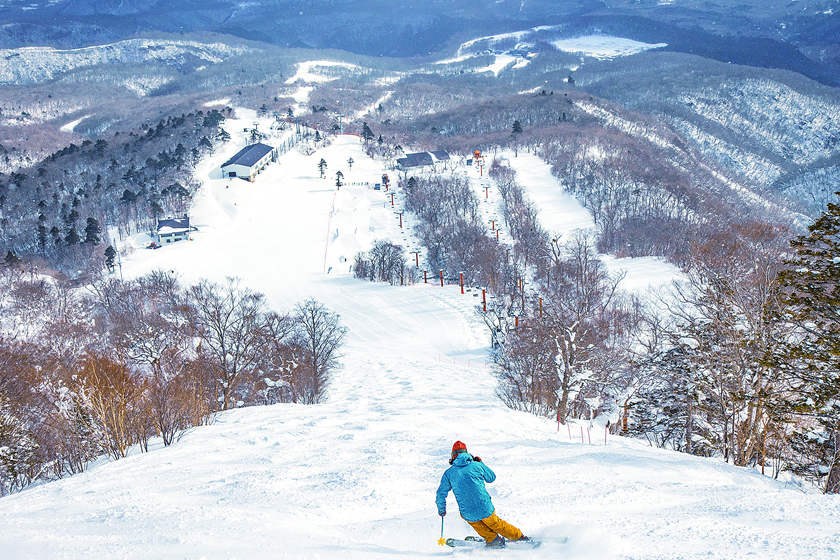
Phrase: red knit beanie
[{"left": 451, "top": 441, "right": 467, "bottom": 455}]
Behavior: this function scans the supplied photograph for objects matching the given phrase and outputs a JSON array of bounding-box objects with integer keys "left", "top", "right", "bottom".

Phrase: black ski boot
[{"left": 486, "top": 536, "right": 506, "bottom": 548}]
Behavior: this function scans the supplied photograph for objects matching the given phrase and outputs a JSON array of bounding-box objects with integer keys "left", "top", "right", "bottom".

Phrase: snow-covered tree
[
  {"left": 361, "top": 121, "right": 374, "bottom": 143},
  {"left": 84, "top": 217, "right": 101, "bottom": 245},
  {"left": 774, "top": 193, "right": 840, "bottom": 492},
  {"left": 494, "top": 231, "right": 635, "bottom": 423}
]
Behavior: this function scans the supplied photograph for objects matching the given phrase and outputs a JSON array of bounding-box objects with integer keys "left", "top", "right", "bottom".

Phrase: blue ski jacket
[{"left": 435, "top": 453, "right": 496, "bottom": 522}]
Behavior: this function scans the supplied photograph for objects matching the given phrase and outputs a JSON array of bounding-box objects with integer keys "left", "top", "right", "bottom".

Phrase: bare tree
[
  {"left": 255, "top": 310, "right": 299, "bottom": 404},
  {"left": 73, "top": 352, "right": 144, "bottom": 460},
  {"left": 88, "top": 271, "right": 200, "bottom": 445},
  {"left": 187, "top": 277, "right": 268, "bottom": 410},
  {"left": 493, "top": 231, "right": 634, "bottom": 422},
  {"left": 293, "top": 299, "right": 347, "bottom": 404}
]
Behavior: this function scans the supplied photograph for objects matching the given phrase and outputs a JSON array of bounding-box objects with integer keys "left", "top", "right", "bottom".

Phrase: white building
[
  {"left": 155, "top": 216, "right": 192, "bottom": 245},
  {"left": 221, "top": 142, "right": 277, "bottom": 181}
]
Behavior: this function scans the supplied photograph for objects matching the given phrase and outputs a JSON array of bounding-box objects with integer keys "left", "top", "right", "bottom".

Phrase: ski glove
[
  {"left": 473, "top": 456, "right": 481, "bottom": 462},
  {"left": 439, "top": 512, "right": 446, "bottom": 516}
]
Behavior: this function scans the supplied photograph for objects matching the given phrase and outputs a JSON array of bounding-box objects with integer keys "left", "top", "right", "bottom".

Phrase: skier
[{"left": 436, "top": 440, "right": 531, "bottom": 548}]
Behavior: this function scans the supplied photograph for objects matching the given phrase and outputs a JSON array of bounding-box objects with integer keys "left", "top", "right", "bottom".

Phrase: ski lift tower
[{"left": 474, "top": 150, "right": 485, "bottom": 176}]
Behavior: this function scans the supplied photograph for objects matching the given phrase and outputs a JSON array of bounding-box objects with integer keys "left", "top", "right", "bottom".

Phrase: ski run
[{"left": 1, "top": 109, "right": 839, "bottom": 559}]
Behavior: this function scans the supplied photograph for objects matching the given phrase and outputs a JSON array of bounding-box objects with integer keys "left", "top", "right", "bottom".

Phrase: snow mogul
[{"left": 436, "top": 440, "right": 532, "bottom": 548}]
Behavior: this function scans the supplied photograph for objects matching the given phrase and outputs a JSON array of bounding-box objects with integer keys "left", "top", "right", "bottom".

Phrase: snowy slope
[
  {"left": 1, "top": 114, "right": 839, "bottom": 559},
  {"left": 0, "top": 39, "right": 252, "bottom": 86}
]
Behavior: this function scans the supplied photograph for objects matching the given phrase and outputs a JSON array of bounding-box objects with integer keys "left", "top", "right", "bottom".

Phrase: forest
[{"left": 0, "top": 270, "right": 346, "bottom": 496}]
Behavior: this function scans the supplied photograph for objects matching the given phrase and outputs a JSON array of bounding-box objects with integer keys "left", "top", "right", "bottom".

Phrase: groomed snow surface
[
  {"left": 550, "top": 36, "right": 667, "bottom": 60},
  {"left": 1, "top": 114, "right": 839, "bottom": 559},
  {"left": 444, "top": 33, "right": 667, "bottom": 76}
]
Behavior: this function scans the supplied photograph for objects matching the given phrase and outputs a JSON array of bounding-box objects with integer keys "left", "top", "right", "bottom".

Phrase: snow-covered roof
[
  {"left": 157, "top": 217, "right": 189, "bottom": 232},
  {"left": 222, "top": 142, "right": 275, "bottom": 169},
  {"left": 397, "top": 152, "right": 437, "bottom": 168},
  {"left": 158, "top": 226, "right": 188, "bottom": 235}
]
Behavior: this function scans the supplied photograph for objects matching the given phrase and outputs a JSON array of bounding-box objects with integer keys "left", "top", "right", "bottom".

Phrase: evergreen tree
[
  {"left": 361, "top": 122, "right": 374, "bottom": 143},
  {"left": 65, "top": 208, "right": 79, "bottom": 228},
  {"left": 120, "top": 189, "right": 136, "bottom": 205},
  {"left": 64, "top": 228, "right": 80, "bottom": 245},
  {"left": 3, "top": 250, "right": 21, "bottom": 268},
  {"left": 104, "top": 245, "right": 116, "bottom": 271},
  {"left": 629, "top": 345, "right": 713, "bottom": 454},
  {"left": 314, "top": 130, "right": 322, "bottom": 142},
  {"left": 774, "top": 192, "right": 840, "bottom": 493},
  {"left": 37, "top": 224, "right": 47, "bottom": 253},
  {"left": 512, "top": 120, "right": 523, "bottom": 134},
  {"left": 335, "top": 170, "right": 344, "bottom": 189},
  {"left": 317, "top": 158, "right": 327, "bottom": 178},
  {"left": 347, "top": 157, "right": 354, "bottom": 171},
  {"left": 84, "top": 217, "right": 101, "bottom": 245}
]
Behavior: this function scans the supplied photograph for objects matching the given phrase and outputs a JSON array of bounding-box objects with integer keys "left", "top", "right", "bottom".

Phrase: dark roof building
[
  {"left": 396, "top": 151, "right": 452, "bottom": 170},
  {"left": 155, "top": 216, "right": 192, "bottom": 245},
  {"left": 157, "top": 217, "right": 190, "bottom": 231},
  {"left": 396, "top": 152, "right": 434, "bottom": 169},
  {"left": 221, "top": 142, "right": 277, "bottom": 181},
  {"left": 222, "top": 143, "right": 276, "bottom": 168}
]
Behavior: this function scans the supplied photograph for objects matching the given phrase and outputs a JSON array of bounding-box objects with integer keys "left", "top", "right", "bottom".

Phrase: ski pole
[{"left": 438, "top": 515, "right": 446, "bottom": 546}]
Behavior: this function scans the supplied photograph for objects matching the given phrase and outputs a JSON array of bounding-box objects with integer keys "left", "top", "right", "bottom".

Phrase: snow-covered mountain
[
  {"left": 0, "top": 1, "right": 837, "bottom": 82},
  {"left": 0, "top": 39, "right": 253, "bottom": 86},
  {"left": 1, "top": 111, "right": 838, "bottom": 559}
]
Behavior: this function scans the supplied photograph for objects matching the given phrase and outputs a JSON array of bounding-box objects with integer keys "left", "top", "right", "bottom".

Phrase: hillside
[
  {"left": 1, "top": 1, "right": 837, "bottom": 84},
  {"left": 1, "top": 114, "right": 839, "bottom": 559}
]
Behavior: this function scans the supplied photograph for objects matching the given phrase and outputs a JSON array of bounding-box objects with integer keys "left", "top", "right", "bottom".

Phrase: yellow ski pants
[{"left": 465, "top": 511, "right": 522, "bottom": 543}]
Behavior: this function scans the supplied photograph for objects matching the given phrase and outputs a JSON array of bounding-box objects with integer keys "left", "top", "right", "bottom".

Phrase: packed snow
[
  {"left": 551, "top": 36, "right": 668, "bottom": 60},
  {"left": 441, "top": 31, "right": 663, "bottom": 77},
  {"left": 285, "top": 60, "right": 359, "bottom": 85},
  {"left": 285, "top": 60, "right": 361, "bottom": 105},
  {"left": 59, "top": 115, "right": 88, "bottom": 133},
  {"left": 500, "top": 152, "right": 683, "bottom": 292},
  {"left": 1, "top": 112, "right": 839, "bottom": 559}
]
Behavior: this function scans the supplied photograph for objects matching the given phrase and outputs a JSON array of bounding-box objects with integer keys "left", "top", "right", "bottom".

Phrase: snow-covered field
[
  {"left": 286, "top": 60, "right": 361, "bottom": 105},
  {"left": 442, "top": 32, "right": 667, "bottom": 77},
  {"left": 1, "top": 114, "right": 839, "bottom": 559},
  {"left": 59, "top": 115, "right": 88, "bottom": 133},
  {"left": 550, "top": 36, "right": 667, "bottom": 60}
]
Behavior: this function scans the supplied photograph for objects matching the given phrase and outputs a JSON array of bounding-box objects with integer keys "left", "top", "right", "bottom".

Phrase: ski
[{"left": 443, "top": 536, "right": 542, "bottom": 549}]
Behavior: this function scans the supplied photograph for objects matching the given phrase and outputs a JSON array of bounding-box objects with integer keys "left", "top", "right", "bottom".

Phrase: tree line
[
  {"left": 0, "top": 108, "right": 230, "bottom": 277},
  {"left": 0, "top": 271, "right": 345, "bottom": 496},
  {"left": 376, "top": 151, "right": 840, "bottom": 494},
  {"left": 486, "top": 160, "right": 840, "bottom": 494}
]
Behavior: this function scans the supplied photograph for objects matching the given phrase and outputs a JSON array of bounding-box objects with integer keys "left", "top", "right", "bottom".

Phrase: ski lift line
[{"left": 322, "top": 189, "right": 339, "bottom": 274}]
